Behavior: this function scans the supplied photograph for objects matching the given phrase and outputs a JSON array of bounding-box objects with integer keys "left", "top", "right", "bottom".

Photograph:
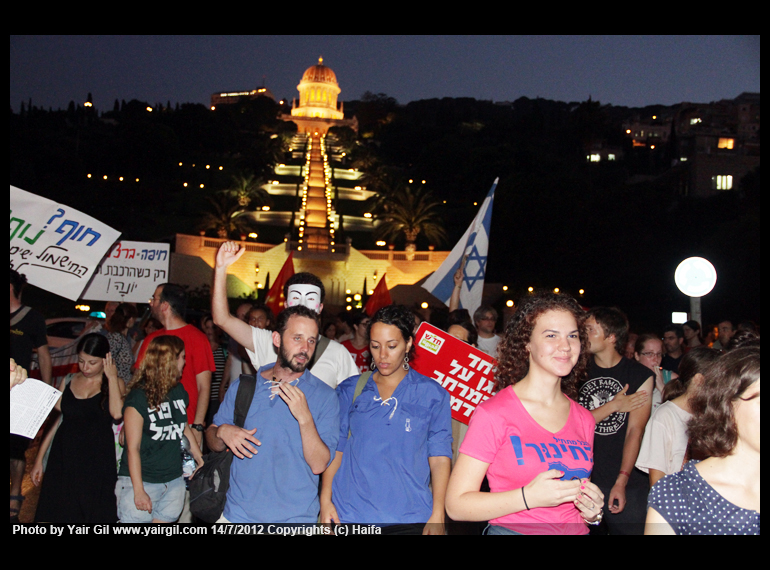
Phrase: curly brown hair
[
  {"left": 494, "top": 293, "right": 589, "bottom": 399},
  {"left": 126, "top": 335, "right": 185, "bottom": 410},
  {"left": 688, "top": 344, "right": 759, "bottom": 458}
]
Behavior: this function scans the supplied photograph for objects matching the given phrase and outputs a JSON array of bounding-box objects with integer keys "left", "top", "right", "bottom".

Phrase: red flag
[
  {"left": 364, "top": 273, "right": 392, "bottom": 316},
  {"left": 264, "top": 252, "right": 295, "bottom": 316}
]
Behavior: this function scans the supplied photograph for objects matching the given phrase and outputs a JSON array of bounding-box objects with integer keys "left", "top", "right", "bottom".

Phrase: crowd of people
[{"left": 9, "top": 245, "right": 760, "bottom": 534}]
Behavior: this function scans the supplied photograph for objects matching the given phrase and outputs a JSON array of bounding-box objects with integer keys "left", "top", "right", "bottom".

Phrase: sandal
[{"left": 10, "top": 495, "right": 25, "bottom": 524}]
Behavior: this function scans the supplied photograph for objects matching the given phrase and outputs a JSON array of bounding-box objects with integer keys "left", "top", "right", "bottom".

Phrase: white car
[{"left": 45, "top": 317, "right": 102, "bottom": 348}]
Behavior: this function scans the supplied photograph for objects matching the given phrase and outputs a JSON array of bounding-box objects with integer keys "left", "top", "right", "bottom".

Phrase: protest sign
[
  {"left": 411, "top": 322, "right": 497, "bottom": 425},
  {"left": 80, "top": 240, "right": 171, "bottom": 303},
  {"left": 10, "top": 186, "right": 121, "bottom": 301}
]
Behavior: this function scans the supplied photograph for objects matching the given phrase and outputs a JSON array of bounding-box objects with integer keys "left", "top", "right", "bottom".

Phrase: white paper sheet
[{"left": 10, "top": 379, "right": 61, "bottom": 438}]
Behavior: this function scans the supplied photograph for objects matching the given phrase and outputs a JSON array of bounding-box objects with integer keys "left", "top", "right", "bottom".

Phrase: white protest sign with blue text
[
  {"left": 10, "top": 185, "right": 121, "bottom": 301},
  {"left": 80, "top": 240, "right": 171, "bottom": 303}
]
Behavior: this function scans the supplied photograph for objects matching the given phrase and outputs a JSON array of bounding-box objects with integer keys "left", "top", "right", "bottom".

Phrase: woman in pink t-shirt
[{"left": 446, "top": 293, "right": 604, "bottom": 534}]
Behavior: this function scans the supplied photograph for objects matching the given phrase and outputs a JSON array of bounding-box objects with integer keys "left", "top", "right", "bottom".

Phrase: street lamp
[{"left": 674, "top": 257, "right": 717, "bottom": 331}]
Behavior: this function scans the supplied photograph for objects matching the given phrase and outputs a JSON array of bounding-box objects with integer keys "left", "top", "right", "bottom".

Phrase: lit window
[
  {"left": 712, "top": 175, "right": 733, "bottom": 191},
  {"left": 608, "top": 154, "right": 616, "bottom": 161},
  {"left": 690, "top": 118, "right": 702, "bottom": 125},
  {"left": 589, "top": 154, "right": 601, "bottom": 162},
  {"left": 718, "top": 138, "right": 735, "bottom": 150}
]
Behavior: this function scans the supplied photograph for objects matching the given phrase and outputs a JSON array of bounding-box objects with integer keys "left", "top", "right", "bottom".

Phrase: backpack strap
[
  {"left": 347, "top": 371, "right": 372, "bottom": 439},
  {"left": 308, "top": 334, "right": 330, "bottom": 370},
  {"left": 353, "top": 371, "right": 371, "bottom": 402},
  {"left": 233, "top": 374, "right": 257, "bottom": 428},
  {"left": 10, "top": 306, "right": 32, "bottom": 328}
]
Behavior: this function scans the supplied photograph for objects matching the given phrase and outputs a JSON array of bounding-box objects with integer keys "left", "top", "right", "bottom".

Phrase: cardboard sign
[
  {"left": 10, "top": 185, "right": 121, "bottom": 301},
  {"left": 411, "top": 322, "right": 498, "bottom": 425},
  {"left": 80, "top": 240, "right": 170, "bottom": 302}
]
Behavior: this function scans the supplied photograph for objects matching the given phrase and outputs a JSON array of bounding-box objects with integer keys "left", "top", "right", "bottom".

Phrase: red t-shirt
[
  {"left": 341, "top": 339, "right": 371, "bottom": 374},
  {"left": 134, "top": 324, "right": 215, "bottom": 423}
]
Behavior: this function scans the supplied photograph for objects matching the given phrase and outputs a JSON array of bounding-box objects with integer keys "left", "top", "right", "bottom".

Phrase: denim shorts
[
  {"left": 483, "top": 524, "right": 523, "bottom": 535},
  {"left": 116, "top": 476, "right": 186, "bottom": 523}
]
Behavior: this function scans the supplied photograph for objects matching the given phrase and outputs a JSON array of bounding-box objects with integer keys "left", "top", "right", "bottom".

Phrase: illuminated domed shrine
[
  {"left": 292, "top": 57, "right": 344, "bottom": 121},
  {"left": 174, "top": 57, "right": 449, "bottom": 308},
  {"left": 285, "top": 57, "right": 357, "bottom": 135}
]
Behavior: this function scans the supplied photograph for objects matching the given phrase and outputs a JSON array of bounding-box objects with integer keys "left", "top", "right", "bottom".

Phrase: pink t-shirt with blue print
[{"left": 460, "top": 386, "right": 596, "bottom": 534}]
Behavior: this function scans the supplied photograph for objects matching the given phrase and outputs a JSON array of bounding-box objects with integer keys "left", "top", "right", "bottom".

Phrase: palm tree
[
  {"left": 374, "top": 183, "right": 446, "bottom": 259},
  {"left": 198, "top": 192, "right": 256, "bottom": 239},
  {"left": 226, "top": 172, "right": 272, "bottom": 209}
]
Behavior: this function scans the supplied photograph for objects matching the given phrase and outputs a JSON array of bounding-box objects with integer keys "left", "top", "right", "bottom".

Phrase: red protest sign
[{"left": 411, "top": 322, "right": 498, "bottom": 425}]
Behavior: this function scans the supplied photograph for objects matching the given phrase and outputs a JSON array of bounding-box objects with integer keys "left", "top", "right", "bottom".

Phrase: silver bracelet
[{"left": 582, "top": 511, "right": 602, "bottom": 525}]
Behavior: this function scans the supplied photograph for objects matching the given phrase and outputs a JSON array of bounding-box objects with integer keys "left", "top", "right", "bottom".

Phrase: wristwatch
[{"left": 190, "top": 423, "right": 205, "bottom": 432}]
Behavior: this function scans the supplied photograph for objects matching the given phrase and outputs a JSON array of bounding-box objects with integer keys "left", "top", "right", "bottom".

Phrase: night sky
[
  {"left": 10, "top": 35, "right": 760, "bottom": 112},
  {"left": 10, "top": 35, "right": 762, "bottom": 326}
]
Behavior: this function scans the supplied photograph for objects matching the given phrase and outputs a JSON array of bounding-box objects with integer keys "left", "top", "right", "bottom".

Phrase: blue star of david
[{"left": 463, "top": 244, "right": 487, "bottom": 289}]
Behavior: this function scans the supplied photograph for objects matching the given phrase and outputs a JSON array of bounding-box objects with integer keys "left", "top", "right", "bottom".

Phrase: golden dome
[{"left": 301, "top": 57, "right": 338, "bottom": 86}]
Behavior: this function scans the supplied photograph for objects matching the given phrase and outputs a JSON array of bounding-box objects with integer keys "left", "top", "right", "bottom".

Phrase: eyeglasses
[{"left": 640, "top": 352, "right": 664, "bottom": 359}]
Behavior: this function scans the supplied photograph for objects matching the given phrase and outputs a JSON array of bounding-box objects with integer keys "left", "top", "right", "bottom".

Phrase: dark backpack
[{"left": 189, "top": 374, "right": 257, "bottom": 523}]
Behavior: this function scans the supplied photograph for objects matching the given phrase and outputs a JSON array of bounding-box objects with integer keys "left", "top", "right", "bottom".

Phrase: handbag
[{"left": 188, "top": 374, "right": 257, "bottom": 523}]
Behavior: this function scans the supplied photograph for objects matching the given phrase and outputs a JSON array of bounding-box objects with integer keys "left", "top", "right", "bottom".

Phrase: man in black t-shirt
[
  {"left": 10, "top": 269, "right": 52, "bottom": 522},
  {"left": 661, "top": 324, "right": 685, "bottom": 374},
  {"left": 578, "top": 307, "right": 653, "bottom": 535}
]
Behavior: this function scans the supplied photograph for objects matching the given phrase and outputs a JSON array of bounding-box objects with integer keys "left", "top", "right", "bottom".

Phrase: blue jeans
[
  {"left": 116, "top": 476, "right": 186, "bottom": 523},
  {"left": 483, "top": 524, "right": 523, "bottom": 535}
]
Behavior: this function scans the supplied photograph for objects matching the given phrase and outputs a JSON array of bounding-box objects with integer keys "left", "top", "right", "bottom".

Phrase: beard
[{"left": 278, "top": 344, "right": 310, "bottom": 373}]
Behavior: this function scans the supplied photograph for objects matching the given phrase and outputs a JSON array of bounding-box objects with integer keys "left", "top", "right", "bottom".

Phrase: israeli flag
[{"left": 422, "top": 178, "right": 497, "bottom": 318}]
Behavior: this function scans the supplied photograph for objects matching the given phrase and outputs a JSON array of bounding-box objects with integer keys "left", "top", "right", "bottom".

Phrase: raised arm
[
  {"left": 211, "top": 242, "right": 253, "bottom": 350},
  {"left": 448, "top": 256, "right": 467, "bottom": 313},
  {"left": 103, "top": 353, "right": 126, "bottom": 421}
]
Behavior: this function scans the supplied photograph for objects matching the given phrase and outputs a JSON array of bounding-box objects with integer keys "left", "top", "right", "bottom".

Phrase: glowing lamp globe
[{"left": 674, "top": 257, "right": 717, "bottom": 298}]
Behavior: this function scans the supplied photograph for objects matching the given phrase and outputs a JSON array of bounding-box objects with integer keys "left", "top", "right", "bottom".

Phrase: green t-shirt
[{"left": 118, "top": 382, "right": 188, "bottom": 484}]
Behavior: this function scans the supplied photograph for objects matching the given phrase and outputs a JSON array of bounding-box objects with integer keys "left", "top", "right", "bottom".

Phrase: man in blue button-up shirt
[{"left": 207, "top": 305, "right": 339, "bottom": 523}]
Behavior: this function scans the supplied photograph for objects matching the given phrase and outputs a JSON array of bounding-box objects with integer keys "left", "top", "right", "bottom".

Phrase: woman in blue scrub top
[{"left": 320, "top": 305, "right": 453, "bottom": 534}]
